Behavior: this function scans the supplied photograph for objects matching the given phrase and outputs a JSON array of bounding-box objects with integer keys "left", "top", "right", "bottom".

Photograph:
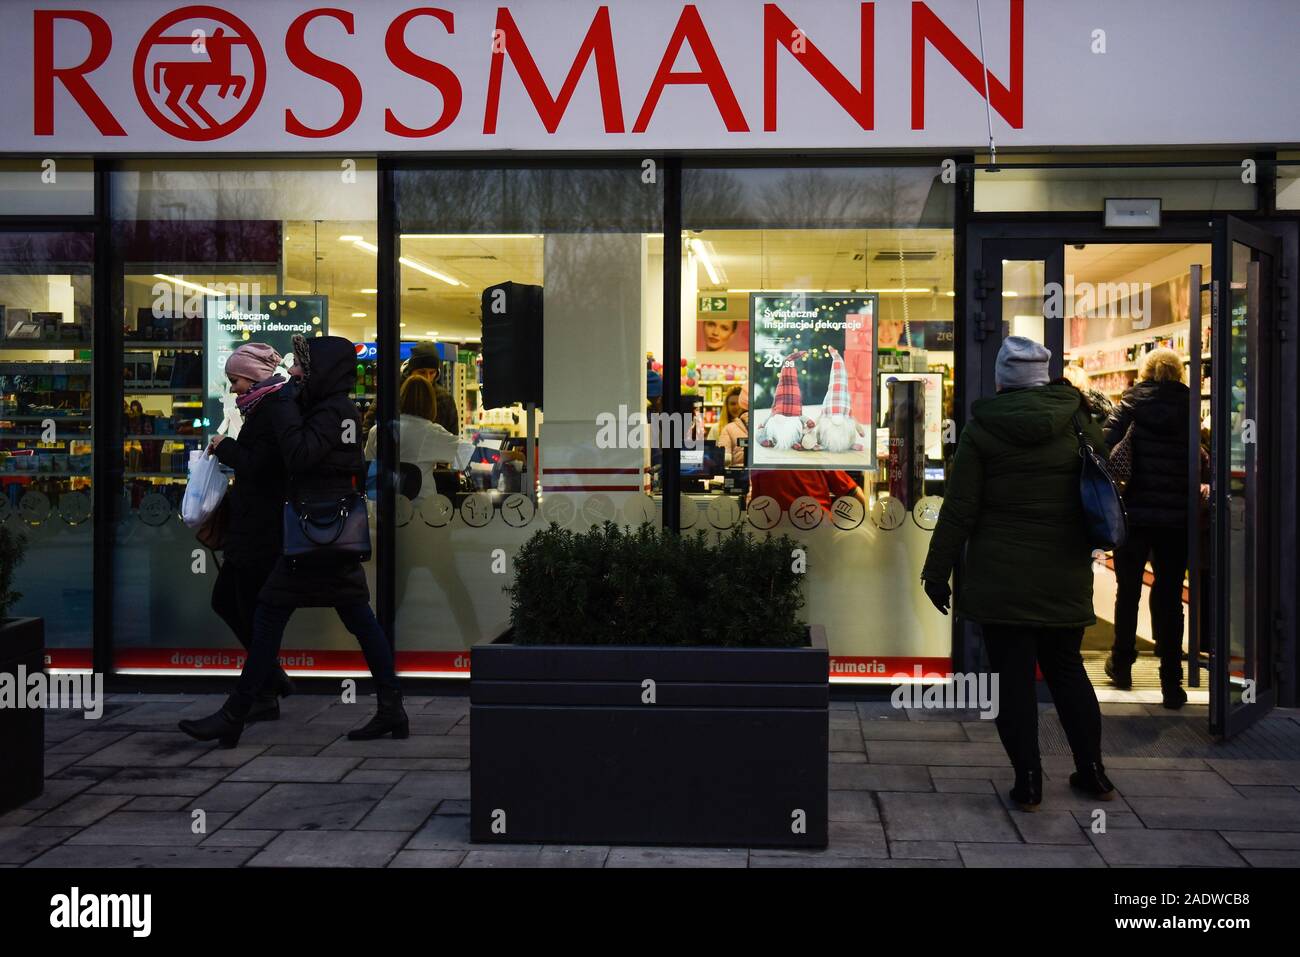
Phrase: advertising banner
[
  {"left": 749, "top": 291, "right": 876, "bottom": 471},
  {"left": 5, "top": 1, "right": 1299, "bottom": 153},
  {"left": 696, "top": 316, "right": 749, "bottom": 355},
  {"left": 204, "top": 294, "right": 326, "bottom": 430}
]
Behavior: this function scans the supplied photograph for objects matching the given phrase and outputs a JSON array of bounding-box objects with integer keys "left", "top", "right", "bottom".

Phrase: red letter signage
[
  {"left": 285, "top": 8, "right": 362, "bottom": 137},
  {"left": 385, "top": 7, "right": 462, "bottom": 138},
  {"left": 34, "top": 10, "right": 125, "bottom": 135},
  {"left": 484, "top": 6, "right": 623, "bottom": 134},
  {"left": 911, "top": 0, "right": 1023, "bottom": 129},
  {"left": 763, "top": 3, "right": 874, "bottom": 132},
  {"left": 633, "top": 4, "right": 747, "bottom": 133}
]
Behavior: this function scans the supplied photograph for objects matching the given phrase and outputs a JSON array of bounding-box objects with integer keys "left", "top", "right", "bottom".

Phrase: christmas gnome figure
[
  {"left": 757, "top": 349, "right": 813, "bottom": 449},
  {"left": 810, "top": 346, "right": 867, "bottom": 452}
]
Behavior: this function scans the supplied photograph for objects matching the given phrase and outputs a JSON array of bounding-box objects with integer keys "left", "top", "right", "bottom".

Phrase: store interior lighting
[
  {"left": 153, "top": 274, "right": 222, "bottom": 296},
  {"left": 347, "top": 238, "right": 463, "bottom": 287},
  {"left": 689, "top": 238, "right": 726, "bottom": 285},
  {"left": 400, "top": 256, "right": 463, "bottom": 286}
]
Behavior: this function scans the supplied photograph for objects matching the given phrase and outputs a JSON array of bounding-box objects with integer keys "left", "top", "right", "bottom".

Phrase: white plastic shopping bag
[
  {"left": 215, "top": 391, "right": 242, "bottom": 441},
  {"left": 181, "top": 449, "right": 230, "bottom": 528}
]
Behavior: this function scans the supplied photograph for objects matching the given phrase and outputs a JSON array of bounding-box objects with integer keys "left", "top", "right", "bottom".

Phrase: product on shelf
[{"left": 0, "top": 345, "right": 95, "bottom": 510}]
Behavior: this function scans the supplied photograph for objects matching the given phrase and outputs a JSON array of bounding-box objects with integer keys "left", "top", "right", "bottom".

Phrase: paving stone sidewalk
[{"left": 2, "top": 693, "right": 1299, "bottom": 868}]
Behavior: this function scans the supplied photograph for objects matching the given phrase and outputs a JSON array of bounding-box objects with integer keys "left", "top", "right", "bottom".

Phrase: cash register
[{"left": 679, "top": 442, "right": 725, "bottom": 493}]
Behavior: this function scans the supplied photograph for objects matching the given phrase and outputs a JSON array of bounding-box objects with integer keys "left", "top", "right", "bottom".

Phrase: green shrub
[
  {"left": 0, "top": 523, "right": 26, "bottom": 620},
  {"left": 508, "top": 522, "right": 807, "bottom": 647}
]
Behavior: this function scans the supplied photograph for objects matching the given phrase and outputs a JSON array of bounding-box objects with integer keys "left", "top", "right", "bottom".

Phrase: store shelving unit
[
  {"left": 352, "top": 354, "right": 378, "bottom": 420},
  {"left": 696, "top": 376, "right": 747, "bottom": 432},
  {"left": 1073, "top": 318, "right": 1212, "bottom": 399},
  {"left": 0, "top": 332, "right": 93, "bottom": 513},
  {"left": 122, "top": 329, "right": 206, "bottom": 507}
]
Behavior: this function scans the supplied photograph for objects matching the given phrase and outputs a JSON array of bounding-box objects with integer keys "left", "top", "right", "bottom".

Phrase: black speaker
[{"left": 480, "top": 281, "right": 543, "bottom": 409}]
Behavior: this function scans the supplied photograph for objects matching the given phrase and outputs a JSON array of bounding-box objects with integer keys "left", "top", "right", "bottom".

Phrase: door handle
[{"left": 973, "top": 269, "right": 1000, "bottom": 340}]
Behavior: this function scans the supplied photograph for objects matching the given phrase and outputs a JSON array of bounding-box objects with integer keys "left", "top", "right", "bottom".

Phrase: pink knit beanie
[{"left": 225, "top": 342, "right": 283, "bottom": 383}]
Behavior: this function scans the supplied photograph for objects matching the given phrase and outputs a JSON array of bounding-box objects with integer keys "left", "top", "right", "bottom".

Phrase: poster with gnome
[{"left": 749, "top": 291, "right": 878, "bottom": 471}]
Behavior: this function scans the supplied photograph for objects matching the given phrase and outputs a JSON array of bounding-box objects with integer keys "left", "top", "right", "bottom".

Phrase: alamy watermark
[
  {"left": 595, "top": 405, "right": 702, "bottom": 450},
  {"left": 0, "top": 667, "right": 104, "bottom": 719},
  {"left": 152, "top": 279, "right": 263, "bottom": 319},
  {"left": 1046, "top": 276, "right": 1153, "bottom": 329},
  {"left": 890, "top": 667, "right": 999, "bottom": 720},
  {"left": 50, "top": 887, "right": 150, "bottom": 937}
]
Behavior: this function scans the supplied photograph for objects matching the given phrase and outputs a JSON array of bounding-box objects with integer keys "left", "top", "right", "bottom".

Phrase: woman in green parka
[{"left": 920, "top": 336, "right": 1115, "bottom": 812}]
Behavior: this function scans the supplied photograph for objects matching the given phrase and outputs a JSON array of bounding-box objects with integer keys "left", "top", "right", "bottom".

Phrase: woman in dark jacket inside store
[
  {"left": 1102, "top": 348, "right": 1191, "bottom": 709},
  {"left": 920, "top": 336, "right": 1114, "bottom": 812},
  {"left": 207, "top": 343, "right": 297, "bottom": 722},
  {"left": 181, "top": 334, "right": 406, "bottom": 748}
]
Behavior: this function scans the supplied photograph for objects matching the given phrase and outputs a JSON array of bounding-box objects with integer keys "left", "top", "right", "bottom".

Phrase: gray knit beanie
[{"left": 995, "top": 336, "right": 1051, "bottom": 389}]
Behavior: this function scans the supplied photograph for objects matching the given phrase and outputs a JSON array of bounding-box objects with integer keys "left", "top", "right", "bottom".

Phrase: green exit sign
[{"left": 698, "top": 296, "right": 727, "bottom": 313}]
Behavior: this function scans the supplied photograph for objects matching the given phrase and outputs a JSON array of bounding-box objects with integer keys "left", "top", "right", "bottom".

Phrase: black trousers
[
  {"left": 234, "top": 601, "right": 399, "bottom": 701},
  {"left": 981, "top": 625, "right": 1102, "bottom": 773},
  {"left": 211, "top": 554, "right": 283, "bottom": 695},
  {"left": 1112, "top": 524, "right": 1188, "bottom": 670}
]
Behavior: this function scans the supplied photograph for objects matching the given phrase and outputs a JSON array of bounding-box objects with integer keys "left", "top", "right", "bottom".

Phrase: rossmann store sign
[{"left": 5, "top": 0, "right": 1300, "bottom": 153}]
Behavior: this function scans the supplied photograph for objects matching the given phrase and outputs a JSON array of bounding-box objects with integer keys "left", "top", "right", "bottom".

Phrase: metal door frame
[
  {"left": 1208, "top": 216, "right": 1289, "bottom": 736},
  {"left": 962, "top": 219, "right": 1297, "bottom": 734}
]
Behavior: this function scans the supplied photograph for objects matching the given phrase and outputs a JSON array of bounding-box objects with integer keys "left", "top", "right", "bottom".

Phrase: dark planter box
[
  {"left": 0, "top": 617, "right": 44, "bottom": 813},
  {"left": 470, "top": 625, "right": 828, "bottom": 848}
]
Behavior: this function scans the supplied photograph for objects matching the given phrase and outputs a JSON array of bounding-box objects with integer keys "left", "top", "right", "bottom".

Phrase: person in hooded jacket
[
  {"left": 206, "top": 342, "right": 296, "bottom": 721},
  {"left": 921, "top": 336, "right": 1114, "bottom": 812},
  {"left": 1102, "top": 348, "right": 1191, "bottom": 709},
  {"left": 181, "top": 335, "right": 406, "bottom": 748}
]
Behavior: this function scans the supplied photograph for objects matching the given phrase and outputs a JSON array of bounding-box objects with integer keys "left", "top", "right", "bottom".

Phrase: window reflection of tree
[{"left": 684, "top": 167, "right": 947, "bottom": 230}]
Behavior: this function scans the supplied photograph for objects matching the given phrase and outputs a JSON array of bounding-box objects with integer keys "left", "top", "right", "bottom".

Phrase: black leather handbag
[
  {"left": 1072, "top": 414, "right": 1128, "bottom": 551},
  {"left": 282, "top": 492, "right": 372, "bottom": 564}
]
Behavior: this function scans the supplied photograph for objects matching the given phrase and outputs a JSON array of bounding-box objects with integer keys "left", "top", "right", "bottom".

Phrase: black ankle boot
[
  {"left": 347, "top": 688, "right": 409, "bottom": 741},
  {"left": 245, "top": 693, "right": 280, "bottom": 724},
  {"left": 1009, "top": 766, "right": 1043, "bottom": 812},
  {"left": 1160, "top": 662, "right": 1187, "bottom": 709},
  {"left": 178, "top": 694, "right": 253, "bottom": 749},
  {"left": 245, "top": 668, "right": 294, "bottom": 724},
  {"left": 1104, "top": 653, "right": 1132, "bottom": 690},
  {"left": 1069, "top": 761, "right": 1116, "bottom": 800}
]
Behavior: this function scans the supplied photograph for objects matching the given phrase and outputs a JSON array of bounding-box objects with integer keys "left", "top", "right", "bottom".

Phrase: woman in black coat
[
  {"left": 181, "top": 335, "right": 406, "bottom": 747},
  {"left": 208, "top": 343, "right": 297, "bottom": 721},
  {"left": 1103, "top": 348, "right": 1191, "bottom": 708}
]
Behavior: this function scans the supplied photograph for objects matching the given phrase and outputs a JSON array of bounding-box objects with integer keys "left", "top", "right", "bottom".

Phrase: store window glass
[
  {"left": 682, "top": 165, "right": 955, "bottom": 681},
  {"left": 0, "top": 231, "right": 93, "bottom": 669},
  {"left": 0, "top": 159, "right": 94, "bottom": 216},
  {"left": 111, "top": 160, "right": 377, "bottom": 675},
  {"left": 391, "top": 167, "right": 662, "bottom": 672},
  {"left": 975, "top": 164, "right": 1255, "bottom": 213},
  {"left": 1002, "top": 260, "right": 1046, "bottom": 343},
  {"left": 1275, "top": 155, "right": 1300, "bottom": 209}
]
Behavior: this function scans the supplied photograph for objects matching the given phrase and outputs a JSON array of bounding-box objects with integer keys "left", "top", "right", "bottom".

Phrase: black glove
[{"left": 922, "top": 578, "right": 951, "bottom": 615}]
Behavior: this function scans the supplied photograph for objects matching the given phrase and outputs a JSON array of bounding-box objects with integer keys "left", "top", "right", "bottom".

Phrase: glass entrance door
[
  {"left": 969, "top": 221, "right": 1294, "bottom": 733},
  {"left": 1208, "top": 217, "right": 1281, "bottom": 736},
  {"left": 972, "top": 229, "right": 1221, "bottom": 707},
  {"left": 974, "top": 240, "right": 1064, "bottom": 402}
]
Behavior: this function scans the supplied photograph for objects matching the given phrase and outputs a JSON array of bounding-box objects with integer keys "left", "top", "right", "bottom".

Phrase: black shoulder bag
[
  {"left": 1072, "top": 413, "right": 1128, "bottom": 551},
  {"left": 282, "top": 492, "right": 372, "bottom": 565}
]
